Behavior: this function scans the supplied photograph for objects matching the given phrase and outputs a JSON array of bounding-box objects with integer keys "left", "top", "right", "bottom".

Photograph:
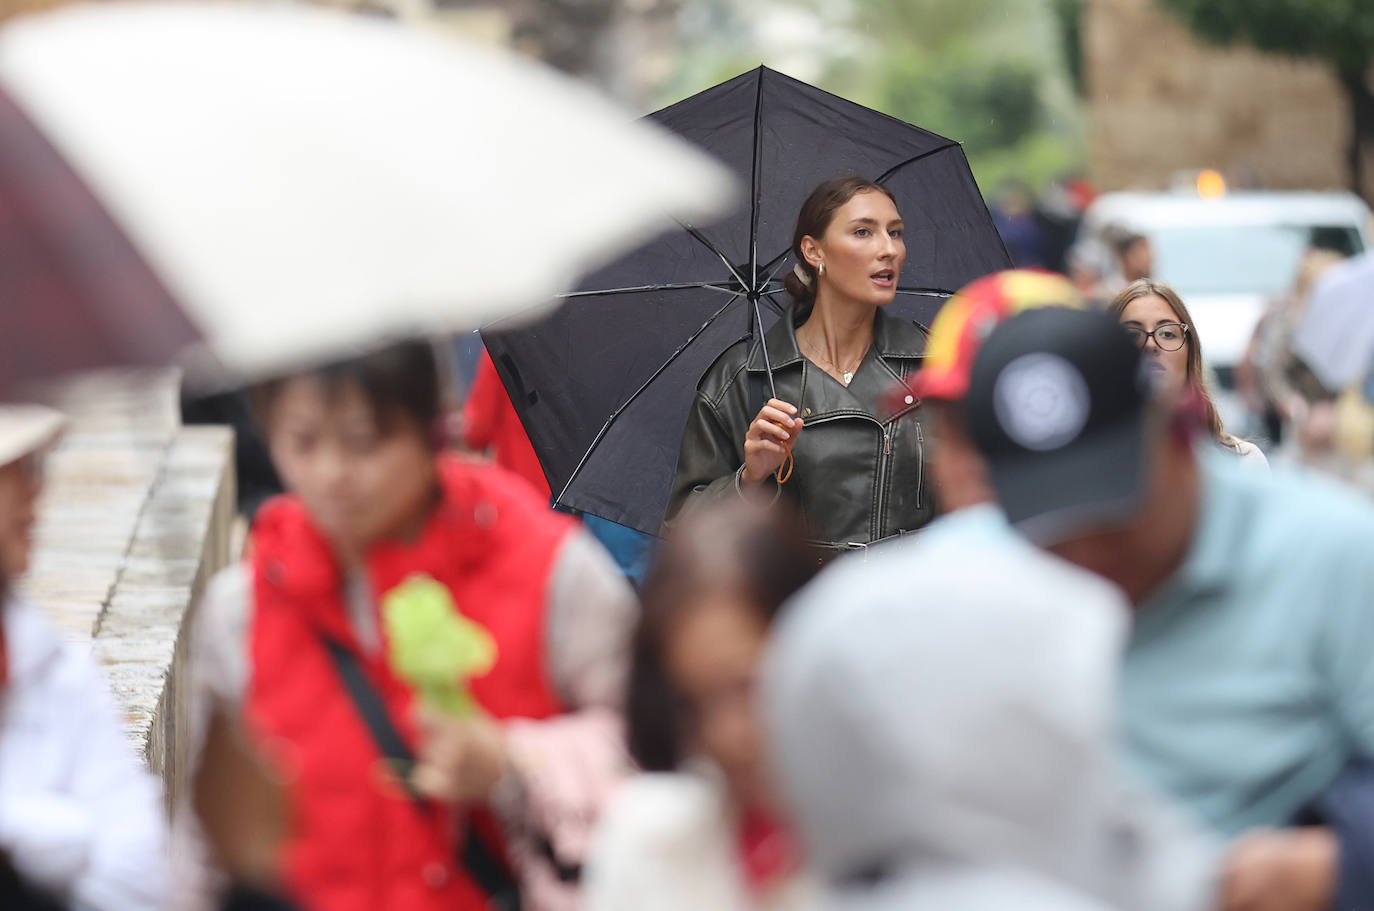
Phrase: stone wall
[
  {"left": 16, "top": 370, "right": 235, "bottom": 814},
  {"left": 1083, "top": 0, "right": 1372, "bottom": 199}
]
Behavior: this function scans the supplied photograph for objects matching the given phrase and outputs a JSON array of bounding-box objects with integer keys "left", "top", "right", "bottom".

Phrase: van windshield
[{"left": 1154, "top": 224, "right": 1364, "bottom": 297}]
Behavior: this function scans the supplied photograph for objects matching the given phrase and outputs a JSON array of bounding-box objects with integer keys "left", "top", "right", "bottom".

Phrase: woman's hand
[
  {"left": 1220, "top": 827, "right": 1337, "bottom": 911},
  {"left": 742, "top": 399, "right": 803, "bottom": 484},
  {"left": 412, "top": 710, "right": 510, "bottom": 804}
]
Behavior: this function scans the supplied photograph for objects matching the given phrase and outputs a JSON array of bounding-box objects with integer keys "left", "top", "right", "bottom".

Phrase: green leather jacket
[{"left": 666, "top": 305, "right": 936, "bottom": 549}]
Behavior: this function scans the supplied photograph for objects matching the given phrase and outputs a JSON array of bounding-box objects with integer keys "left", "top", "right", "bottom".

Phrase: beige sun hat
[{"left": 0, "top": 405, "right": 66, "bottom": 467}]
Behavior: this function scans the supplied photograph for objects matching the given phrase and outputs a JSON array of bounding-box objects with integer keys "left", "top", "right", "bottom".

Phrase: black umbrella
[{"left": 483, "top": 66, "right": 1011, "bottom": 535}]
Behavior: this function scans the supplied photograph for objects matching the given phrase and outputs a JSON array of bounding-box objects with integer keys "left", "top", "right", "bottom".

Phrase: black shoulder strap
[
  {"left": 323, "top": 639, "right": 522, "bottom": 911},
  {"left": 323, "top": 638, "right": 424, "bottom": 802}
]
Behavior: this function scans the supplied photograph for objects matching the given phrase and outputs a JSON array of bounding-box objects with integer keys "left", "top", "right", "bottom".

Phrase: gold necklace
[{"left": 803, "top": 342, "right": 868, "bottom": 386}]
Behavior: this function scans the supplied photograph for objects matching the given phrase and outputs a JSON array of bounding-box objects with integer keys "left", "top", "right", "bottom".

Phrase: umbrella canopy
[
  {"left": 1293, "top": 251, "right": 1374, "bottom": 392},
  {"left": 484, "top": 66, "right": 1010, "bottom": 535},
  {"left": 0, "top": 85, "right": 200, "bottom": 398},
  {"left": 0, "top": 2, "right": 733, "bottom": 387}
]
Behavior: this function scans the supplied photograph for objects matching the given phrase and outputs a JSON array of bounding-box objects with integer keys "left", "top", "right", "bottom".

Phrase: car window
[{"left": 1152, "top": 224, "right": 1365, "bottom": 297}]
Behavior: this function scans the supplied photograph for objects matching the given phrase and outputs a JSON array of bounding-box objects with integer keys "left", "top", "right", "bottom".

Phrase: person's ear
[{"left": 800, "top": 235, "right": 822, "bottom": 270}]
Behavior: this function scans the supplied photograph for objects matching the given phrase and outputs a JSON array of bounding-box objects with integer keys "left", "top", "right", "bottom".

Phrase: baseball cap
[
  {"left": 908, "top": 269, "right": 1082, "bottom": 403},
  {"left": 964, "top": 307, "right": 1153, "bottom": 544}
]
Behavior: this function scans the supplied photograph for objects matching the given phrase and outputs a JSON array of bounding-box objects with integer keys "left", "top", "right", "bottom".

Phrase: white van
[{"left": 1078, "top": 190, "right": 1371, "bottom": 380}]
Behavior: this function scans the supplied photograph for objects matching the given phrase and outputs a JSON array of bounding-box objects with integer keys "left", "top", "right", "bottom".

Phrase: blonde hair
[{"left": 1109, "top": 279, "right": 1242, "bottom": 452}]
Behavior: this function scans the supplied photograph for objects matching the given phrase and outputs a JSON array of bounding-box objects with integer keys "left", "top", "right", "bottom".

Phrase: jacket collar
[
  {"left": 746, "top": 304, "right": 928, "bottom": 424},
  {"left": 746, "top": 304, "right": 927, "bottom": 372}
]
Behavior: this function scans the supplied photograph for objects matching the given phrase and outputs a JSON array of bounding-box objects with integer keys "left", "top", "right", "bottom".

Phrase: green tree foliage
[
  {"left": 846, "top": 0, "right": 1084, "bottom": 192},
  {"left": 876, "top": 55, "right": 1043, "bottom": 152},
  {"left": 656, "top": 0, "right": 1087, "bottom": 194},
  {"left": 1050, "top": 0, "right": 1085, "bottom": 96},
  {"left": 1159, "top": 0, "right": 1374, "bottom": 195},
  {"left": 1160, "top": 0, "right": 1374, "bottom": 75}
]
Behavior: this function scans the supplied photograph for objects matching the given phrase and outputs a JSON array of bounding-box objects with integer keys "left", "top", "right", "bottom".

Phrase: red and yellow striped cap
[{"left": 910, "top": 269, "right": 1083, "bottom": 402}]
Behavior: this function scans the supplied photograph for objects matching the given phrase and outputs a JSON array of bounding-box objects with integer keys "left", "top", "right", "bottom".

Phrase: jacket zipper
[
  {"left": 804, "top": 413, "right": 899, "bottom": 541},
  {"left": 875, "top": 422, "right": 892, "bottom": 540},
  {"left": 915, "top": 422, "right": 924, "bottom": 510}
]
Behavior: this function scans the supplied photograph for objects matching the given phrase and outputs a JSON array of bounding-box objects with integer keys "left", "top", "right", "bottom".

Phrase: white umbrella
[
  {"left": 1293, "top": 251, "right": 1374, "bottom": 392},
  {"left": 0, "top": 2, "right": 734, "bottom": 380}
]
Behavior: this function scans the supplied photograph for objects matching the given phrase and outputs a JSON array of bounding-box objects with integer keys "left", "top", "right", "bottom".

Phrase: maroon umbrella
[{"left": 0, "top": 86, "right": 201, "bottom": 399}]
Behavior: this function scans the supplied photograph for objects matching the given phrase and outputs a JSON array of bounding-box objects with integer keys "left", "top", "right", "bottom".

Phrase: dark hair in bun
[{"left": 782, "top": 176, "right": 898, "bottom": 306}]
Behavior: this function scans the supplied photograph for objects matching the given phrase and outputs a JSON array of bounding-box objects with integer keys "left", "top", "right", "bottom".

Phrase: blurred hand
[
  {"left": 1220, "top": 826, "right": 1337, "bottom": 911},
  {"left": 741, "top": 399, "right": 803, "bottom": 484},
  {"left": 412, "top": 711, "right": 509, "bottom": 804},
  {"left": 443, "top": 410, "right": 468, "bottom": 451},
  {"left": 193, "top": 709, "right": 289, "bottom": 888}
]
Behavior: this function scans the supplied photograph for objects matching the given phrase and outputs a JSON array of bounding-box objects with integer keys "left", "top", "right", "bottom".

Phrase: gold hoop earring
[{"left": 817, "top": 262, "right": 825, "bottom": 276}]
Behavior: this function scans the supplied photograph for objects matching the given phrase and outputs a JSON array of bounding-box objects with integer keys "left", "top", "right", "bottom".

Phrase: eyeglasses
[{"left": 1125, "top": 322, "right": 1189, "bottom": 352}]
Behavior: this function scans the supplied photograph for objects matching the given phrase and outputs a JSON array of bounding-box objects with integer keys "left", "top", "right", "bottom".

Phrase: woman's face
[
  {"left": 265, "top": 377, "right": 438, "bottom": 558},
  {"left": 665, "top": 593, "right": 774, "bottom": 811},
  {"left": 1119, "top": 293, "right": 1189, "bottom": 396},
  {"left": 0, "top": 454, "right": 42, "bottom": 581},
  {"left": 806, "top": 190, "right": 906, "bottom": 308}
]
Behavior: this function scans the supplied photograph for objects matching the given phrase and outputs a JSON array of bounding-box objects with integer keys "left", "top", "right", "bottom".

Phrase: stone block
[
  {"left": 102, "top": 588, "right": 191, "bottom": 634},
  {"left": 1083, "top": 0, "right": 1363, "bottom": 194},
  {"left": 94, "top": 635, "right": 176, "bottom": 670},
  {"left": 118, "top": 557, "right": 202, "bottom": 591},
  {"left": 24, "top": 372, "right": 235, "bottom": 806}
]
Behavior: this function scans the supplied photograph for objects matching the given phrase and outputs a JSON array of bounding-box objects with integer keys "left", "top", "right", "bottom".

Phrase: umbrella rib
[
  {"left": 759, "top": 288, "right": 792, "bottom": 316},
  {"left": 754, "top": 142, "right": 970, "bottom": 279},
  {"left": 876, "top": 143, "right": 1015, "bottom": 267},
  {"left": 748, "top": 68, "right": 765, "bottom": 295},
  {"left": 759, "top": 247, "right": 791, "bottom": 278},
  {"left": 873, "top": 141, "right": 960, "bottom": 184},
  {"left": 482, "top": 281, "right": 738, "bottom": 331},
  {"left": 895, "top": 287, "right": 955, "bottom": 297},
  {"left": 553, "top": 292, "right": 746, "bottom": 510},
  {"left": 556, "top": 281, "right": 740, "bottom": 300},
  {"left": 682, "top": 223, "right": 749, "bottom": 291}
]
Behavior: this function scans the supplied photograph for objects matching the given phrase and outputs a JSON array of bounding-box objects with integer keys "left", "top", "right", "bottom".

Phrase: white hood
[{"left": 762, "top": 524, "right": 1219, "bottom": 910}]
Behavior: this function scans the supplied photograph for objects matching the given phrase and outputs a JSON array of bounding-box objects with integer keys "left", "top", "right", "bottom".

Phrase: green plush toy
[{"left": 382, "top": 574, "right": 496, "bottom": 718}]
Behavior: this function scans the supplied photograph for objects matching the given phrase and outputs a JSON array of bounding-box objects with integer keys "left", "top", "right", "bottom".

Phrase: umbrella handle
[{"left": 776, "top": 451, "right": 794, "bottom": 485}]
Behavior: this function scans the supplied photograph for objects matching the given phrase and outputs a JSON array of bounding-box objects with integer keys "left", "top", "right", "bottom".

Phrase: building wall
[
  {"left": 19, "top": 371, "right": 235, "bottom": 814},
  {"left": 1083, "top": 0, "right": 1371, "bottom": 198}
]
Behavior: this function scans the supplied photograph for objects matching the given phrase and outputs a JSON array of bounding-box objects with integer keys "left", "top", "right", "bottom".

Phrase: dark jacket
[
  {"left": 1296, "top": 761, "right": 1374, "bottom": 911},
  {"left": 667, "top": 304, "right": 935, "bottom": 550}
]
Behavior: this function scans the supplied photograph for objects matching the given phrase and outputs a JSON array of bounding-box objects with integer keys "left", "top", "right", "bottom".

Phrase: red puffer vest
[{"left": 246, "top": 456, "right": 573, "bottom": 911}]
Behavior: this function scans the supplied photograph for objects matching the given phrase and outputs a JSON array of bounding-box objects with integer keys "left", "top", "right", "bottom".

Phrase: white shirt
[
  {"left": 0, "top": 598, "right": 168, "bottom": 911},
  {"left": 587, "top": 771, "right": 818, "bottom": 911}
]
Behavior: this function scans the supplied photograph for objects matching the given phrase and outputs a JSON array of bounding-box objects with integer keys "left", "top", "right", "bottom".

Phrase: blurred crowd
[
  {"left": 990, "top": 178, "right": 1374, "bottom": 493},
  {"left": 4, "top": 104, "right": 1374, "bottom": 911}
]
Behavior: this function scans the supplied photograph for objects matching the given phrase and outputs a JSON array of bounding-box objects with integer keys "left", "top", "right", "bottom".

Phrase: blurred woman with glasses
[{"left": 1110, "top": 279, "right": 1267, "bottom": 466}]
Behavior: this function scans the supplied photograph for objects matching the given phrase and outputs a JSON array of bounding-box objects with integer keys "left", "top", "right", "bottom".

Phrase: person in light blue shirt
[
  {"left": 1118, "top": 452, "right": 1374, "bottom": 835},
  {"left": 958, "top": 306, "right": 1374, "bottom": 909}
]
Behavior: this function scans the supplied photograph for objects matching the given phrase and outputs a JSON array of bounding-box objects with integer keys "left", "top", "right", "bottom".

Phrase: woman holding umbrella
[{"left": 668, "top": 177, "right": 934, "bottom": 560}]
